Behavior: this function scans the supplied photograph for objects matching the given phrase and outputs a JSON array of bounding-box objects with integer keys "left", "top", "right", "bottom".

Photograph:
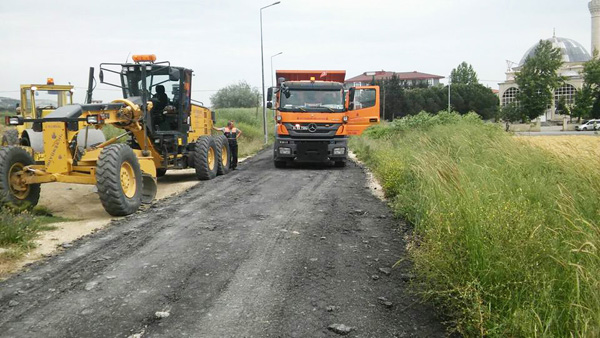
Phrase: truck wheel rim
[
  {"left": 120, "top": 162, "right": 136, "bottom": 198},
  {"left": 208, "top": 148, "right": 215, "bottom": 171},
  {"left": 221, "top": 145, "right": 228, "bottom": 165},
  {"left": 9, "top": 163, "right": 29, "bottom": 199}
]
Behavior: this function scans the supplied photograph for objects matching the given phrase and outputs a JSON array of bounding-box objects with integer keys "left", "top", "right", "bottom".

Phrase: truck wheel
[
  {"left": 194, "top": 136, "right": 218, "bottom": 180},
  {"left": 216, "top": 135, "right": 230, "bottom": 175},
  {"left": 1, "top": 129, "right": 19, "bottom": 146},
  {"left": 156, "top": 168, "right": 167, "bottom": 177},
  {"left": 0, "top": 146, "right": 40, "bottom": 208},
  {"left": 96, "top": 144, "right": 143, "bottom": 216},
  {"left": 334, "top": 160, "right": 346, "bottom": 168},
  {"left": 274, "top": 160, "right": 286, "bottom": 168}
]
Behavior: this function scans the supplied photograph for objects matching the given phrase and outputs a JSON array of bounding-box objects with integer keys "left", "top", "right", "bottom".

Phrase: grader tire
[
  {"left": 0, "top": 146, "right": 40, "bottom": 208},
  {"left": 1, "top": 129, "right": 19, "bottom": 146},
  {"left": 96, "top": 144, "right": 143, "bottom": 216},
  {"left": 216, "top": 135, "right": 231, "bottom": 176},
  {"left": 194, "top": 136, "right": 218, "bottom": 181}
]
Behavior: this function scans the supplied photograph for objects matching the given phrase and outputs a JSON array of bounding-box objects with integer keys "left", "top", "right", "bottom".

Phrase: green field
[
  {"left": 214, "top": 107, "right": 275, "bottom": 157},
  {"left": 351, "top": 112, "right": 600, "bottom": 337}
]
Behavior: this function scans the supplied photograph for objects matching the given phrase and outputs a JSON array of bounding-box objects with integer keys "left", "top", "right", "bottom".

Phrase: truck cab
[{"left": 268, "top": 70, "right": 379, "bottom": 168}]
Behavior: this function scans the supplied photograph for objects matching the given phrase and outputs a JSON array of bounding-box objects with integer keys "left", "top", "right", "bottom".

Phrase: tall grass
[
  {"left": 214, "top": 108, "right": 274, "bottom": 157},
  {"left": 351, "top": 112, "right": 600, "bottom": 336}
]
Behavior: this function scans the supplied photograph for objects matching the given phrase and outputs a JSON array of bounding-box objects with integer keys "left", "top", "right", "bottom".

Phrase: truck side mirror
[
  {"left": 348, "top": 87, "right": 356, "bottom": 103},
  {"left": 266, "top": 102, "right": 273, "bottom": 109},
  {"left": 169, "top": 68, "right": 181, "bottom": 81},
  {"left": 267, "top": 87, "right": 273, "bottom": 102},
  {"left": 99, "top": 70, "right": 104, "bottom": 83}
]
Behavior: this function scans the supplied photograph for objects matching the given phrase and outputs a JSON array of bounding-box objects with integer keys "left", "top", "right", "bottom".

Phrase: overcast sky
[{"left": 0, "top": 0, "right": 593, "bottom": 106}]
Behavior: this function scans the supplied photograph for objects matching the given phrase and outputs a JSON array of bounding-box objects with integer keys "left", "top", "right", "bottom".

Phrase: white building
[{"left": 498, "top": 1, "right": 600, "bottom": 122}]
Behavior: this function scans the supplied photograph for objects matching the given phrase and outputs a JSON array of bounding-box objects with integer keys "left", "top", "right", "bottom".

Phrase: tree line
[{"left": 375, "top": 62, "right": 499, "bottom": 120}]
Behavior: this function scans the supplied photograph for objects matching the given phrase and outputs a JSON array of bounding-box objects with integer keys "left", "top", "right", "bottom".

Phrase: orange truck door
[{"left": 346, "top": 86, "right": 380, "bottom": 135}]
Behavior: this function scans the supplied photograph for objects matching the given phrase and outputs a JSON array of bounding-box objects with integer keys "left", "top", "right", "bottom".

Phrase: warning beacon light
[{"left": 132, "top": 54, "right": 157, "bottom": 63}]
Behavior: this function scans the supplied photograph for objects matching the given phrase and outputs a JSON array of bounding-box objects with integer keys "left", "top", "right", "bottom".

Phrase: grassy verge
[
  {"left": 350, "top": 112, "right": 600, "bottom": 336},
  {"left": 214, "top": 108, "right": 275, "bottom": 157},
  {"left": 0, "top": 206, "right": 67, "bottom": 261}
]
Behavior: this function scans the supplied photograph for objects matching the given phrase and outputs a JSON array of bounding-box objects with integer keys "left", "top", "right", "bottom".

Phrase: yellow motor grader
[
  {"left": 1, "top": 55, "right": 230, "bottom": 216},
  {"left": 1, "top": 79, "right": 105, "bottom": 164}
]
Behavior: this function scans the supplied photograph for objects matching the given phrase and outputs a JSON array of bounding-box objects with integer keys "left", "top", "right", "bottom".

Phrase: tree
[
  {"left": 514, "top": 40, "right": 564, "bottom": 121},
  {"left": 450, "top": 62, "right": 479, "bottom": 85},
  {"left": 210, "top": 81, "right": 261, "bottom": 109},
  {"left": 450, "top": 83, "right": 499, "bottom": 119},
  {"left": 500, "top": 103, "right": 524, "bottom": 131},
  {"left": 580, "top": 52, "right": 600, "bottom": 119},
  {"left": 572, "top": 85, "right": 593, "bottom": 122},
  {"left": 376, "top": 75, "right": 406, "bottom": 120}
]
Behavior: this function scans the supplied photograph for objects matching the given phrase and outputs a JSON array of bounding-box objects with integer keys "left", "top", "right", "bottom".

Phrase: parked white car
[{"left": 575, "top": 119, "right": 600, "bottom": 131}]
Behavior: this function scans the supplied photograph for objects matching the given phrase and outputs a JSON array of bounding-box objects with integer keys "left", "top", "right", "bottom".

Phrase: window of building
[
  {"left": 502, "top": 87, "right": 520, "bottom": 106},
  {"left": 554, "top": 84, "right": 576, "bottom": 108}
]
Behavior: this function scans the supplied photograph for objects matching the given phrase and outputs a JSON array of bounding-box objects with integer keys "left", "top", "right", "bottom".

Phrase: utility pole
[
  {"left": 260, "top": 1, "right": 281, "bottom": 145},
  {"left": 448, "top": 75, "right": 452, "bottom": 112}
]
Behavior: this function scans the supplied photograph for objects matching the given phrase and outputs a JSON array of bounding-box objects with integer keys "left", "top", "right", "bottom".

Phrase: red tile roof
[{"left": 345, "top": 70, "right": 444, "bottom": 83}]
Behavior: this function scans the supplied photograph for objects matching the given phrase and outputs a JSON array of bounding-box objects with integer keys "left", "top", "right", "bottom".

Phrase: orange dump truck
[{"left": 267, "top": 70, "right": 380, "bottom": 168}]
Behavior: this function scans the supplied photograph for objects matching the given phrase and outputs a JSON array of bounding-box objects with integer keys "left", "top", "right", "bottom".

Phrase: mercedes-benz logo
[{"left": 308, "top": 123, "right": 318, "bottom": 133}]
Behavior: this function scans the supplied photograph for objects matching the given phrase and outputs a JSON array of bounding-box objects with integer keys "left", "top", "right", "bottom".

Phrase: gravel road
[{"left": 0, "top": 150, "right": 444, "bottom": 337}]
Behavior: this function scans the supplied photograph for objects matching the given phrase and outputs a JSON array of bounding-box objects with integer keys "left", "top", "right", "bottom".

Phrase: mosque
[{"left": 498, "top": 1, "right": 600, "bottom": 121}]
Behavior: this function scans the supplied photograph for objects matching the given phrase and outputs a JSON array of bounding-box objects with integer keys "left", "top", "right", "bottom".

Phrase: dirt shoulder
[
  {"left": 0, "top": 169, "right": 202, "bottom": 278},
  {"left": 0, "top": 151, "right": 445, "bottom": 337}
]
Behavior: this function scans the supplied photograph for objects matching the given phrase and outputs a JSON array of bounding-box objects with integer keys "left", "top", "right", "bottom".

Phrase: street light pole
[
  {"left": 448, "top": 75, "right": 452, "bottom": 113},
  {"left": 270, "top": 52, "right": 283, "bottom": 88},
  {"left": 260, "top": 1, "right": 281, "bottom": 145}
]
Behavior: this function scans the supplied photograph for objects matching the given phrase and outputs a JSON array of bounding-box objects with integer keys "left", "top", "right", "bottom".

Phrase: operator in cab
[
  {"left": 214, "top": 120, "right": 242, "bottom": 170},
  {"left": 151, "top": 85, "right": 169, "bottom": 130}
]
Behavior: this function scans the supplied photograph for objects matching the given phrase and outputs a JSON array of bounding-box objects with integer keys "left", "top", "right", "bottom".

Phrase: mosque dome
[{"left": 519, "top": 36, "right": 591, "bottom": 65}]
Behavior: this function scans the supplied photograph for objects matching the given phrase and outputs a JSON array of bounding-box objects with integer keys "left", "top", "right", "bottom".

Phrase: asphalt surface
[{"left": 0, "top": 150, "right": 445, "bottom": 338}]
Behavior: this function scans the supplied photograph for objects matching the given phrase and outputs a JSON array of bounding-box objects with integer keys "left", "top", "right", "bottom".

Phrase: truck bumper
[{"left": 273, "top": 136, "right": 348, "bottom": 163}]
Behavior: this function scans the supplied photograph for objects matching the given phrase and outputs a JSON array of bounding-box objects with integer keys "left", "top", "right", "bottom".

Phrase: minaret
[{"left": 589, "top": 0, "right": 600, "bottom": 54}]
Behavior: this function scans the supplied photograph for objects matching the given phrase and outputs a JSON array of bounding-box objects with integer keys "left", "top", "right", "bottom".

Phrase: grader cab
[
  {"left": 0, "top": 55, "right": 230, "bottom": 216},
  {"left": 0, "top": 80, "right": 95, "bottom": 163}
]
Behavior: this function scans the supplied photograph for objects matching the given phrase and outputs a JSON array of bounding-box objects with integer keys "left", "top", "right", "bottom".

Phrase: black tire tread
[
  {"left": 216, "top": 135, "right": 230, "bottom": 175},
  {"left": 96, "top": 144, "right": 142, "bottom": 216},
  {"left": 194, "top": 136, "right": 218, "bottom": 181},
  {"left": 1, "top": 129, "right": 19, "bottom": 146},
  {"left": 0, "top": 146, "right": 40, "bottom": 208}
]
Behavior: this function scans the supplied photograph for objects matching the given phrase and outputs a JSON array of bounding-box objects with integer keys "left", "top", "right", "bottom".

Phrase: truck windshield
[{"left": 280, "top": 89, "right": 344, "bottom": 112}]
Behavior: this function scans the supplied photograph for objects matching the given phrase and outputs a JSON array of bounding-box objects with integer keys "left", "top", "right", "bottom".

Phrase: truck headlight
[
  {"left": 276, "top": 115, "right": 282, "bottom": 122},
  {"left": 279, "top": 147, "right": 291, "bottom": 155},
  {"left": 333, "top": 147, "right": 345, "bottom": 155}
]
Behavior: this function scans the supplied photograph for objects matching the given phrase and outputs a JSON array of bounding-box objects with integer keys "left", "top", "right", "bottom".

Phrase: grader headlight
[
  {"left": 5, "top": 116, "right": 23, "bottom": 126},
  {"left": 86, "top": 114, "right": 103, "bottom": 125}
]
